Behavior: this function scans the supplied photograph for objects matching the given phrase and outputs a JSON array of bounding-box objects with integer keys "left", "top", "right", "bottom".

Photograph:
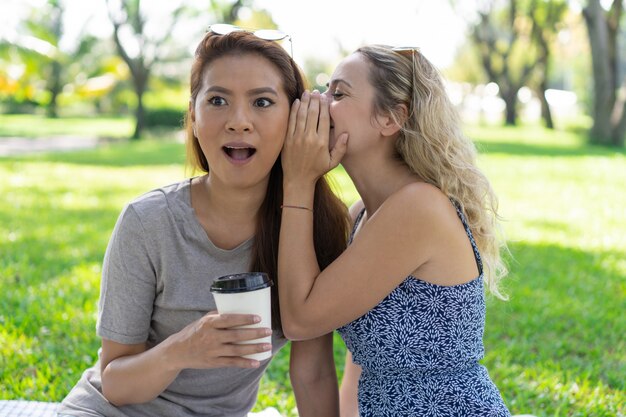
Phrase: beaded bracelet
[{"left": 281, "top": 204, "right": 314, "bottom": 213}]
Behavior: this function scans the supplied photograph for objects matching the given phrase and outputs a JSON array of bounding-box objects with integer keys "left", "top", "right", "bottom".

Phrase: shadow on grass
[
  {"left": 485, "top": 241, "right": 625, "bottom": 395},
  {"left": 0, "top": 202, "right": 120, "bottom": 400},
  {"left": 474, "top": 140, "right": 626, "bottom": 158},
  {"left": 464, "top": 125, "right": 626, "bottom": 158}
]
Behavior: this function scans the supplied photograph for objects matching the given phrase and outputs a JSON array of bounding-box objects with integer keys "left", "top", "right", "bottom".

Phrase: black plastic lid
[{"left": 210, "top": 272, "right": 273, "bottom": 293}]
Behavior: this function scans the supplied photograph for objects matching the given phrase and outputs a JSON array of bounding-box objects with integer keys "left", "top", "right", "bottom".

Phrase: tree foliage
[
  {"left": 105, "top": 0, "right": 275, "bottom": 140},
  {"left": 0, "top": 0, "right": 119, "bottom": 117},
  {"left": 106, "top": 0, "right": 189, "bottom": 139}
]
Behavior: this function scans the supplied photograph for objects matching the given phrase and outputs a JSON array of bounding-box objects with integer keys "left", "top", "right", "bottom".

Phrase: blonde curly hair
[{"left": 357, "top": 45, "right": 508, "bottom": 299}]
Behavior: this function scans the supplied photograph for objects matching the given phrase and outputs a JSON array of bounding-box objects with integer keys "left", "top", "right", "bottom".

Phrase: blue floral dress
[{"left": 338, "top": 202, "right": 510, "bottom": 417}]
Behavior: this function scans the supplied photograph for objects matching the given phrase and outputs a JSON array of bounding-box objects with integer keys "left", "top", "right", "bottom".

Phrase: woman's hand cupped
[{"left": 282, "top": 91, "right": 348, "bottom": 187}]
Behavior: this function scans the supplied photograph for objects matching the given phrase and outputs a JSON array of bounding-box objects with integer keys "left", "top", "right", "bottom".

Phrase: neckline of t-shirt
[{"left": 177, "top": 178, "right": 254, "bottom": 255}]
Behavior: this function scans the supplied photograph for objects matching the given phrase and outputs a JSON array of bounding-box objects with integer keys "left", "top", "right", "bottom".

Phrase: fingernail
[
  {"left": 263, "top": 344, "right": 272, "bottom": 351},
  {"left": 264, "top": 328, "right": 273, "bottom": 336},
  {"left": 303, "top": 91, "right": 309, "bottom": 99},
  {"left": 250, "top": 360, "right": 260, "bottom": 367},
  {"left": 253, "top": 315, "right": 261, "bottom": 323}
]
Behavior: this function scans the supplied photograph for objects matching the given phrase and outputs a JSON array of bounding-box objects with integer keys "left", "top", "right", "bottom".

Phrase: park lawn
[
  {"left": 0, "top": 124, "right": 624, "bottom": 416},
  {"left": 467, "top": 126, "right": 625, "bottom": 416},
  {"left": 0, "top": 114, "right": 134, "bottom": 139}
]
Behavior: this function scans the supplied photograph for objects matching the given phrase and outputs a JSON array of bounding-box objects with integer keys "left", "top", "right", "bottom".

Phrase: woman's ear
[
  {"left": 188, "top": 99, "right": 195, "bottom": 122},
  {"left": 189, "top": 99, "right": 197, "bottom": 136},
  {"left": 376, "top": 104, "right": 408, "bottom": 137}
]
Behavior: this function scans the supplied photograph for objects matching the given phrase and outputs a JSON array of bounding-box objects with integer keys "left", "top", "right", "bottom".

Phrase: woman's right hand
[
  {"left": 282, "top": 91, "right": 348, "bottom": 187},
  {"left": 166, "top": 311, "right": 272, "bottom": 369},
  {"left": 100, "top": 311, "right": 271, "bottom": 405}
]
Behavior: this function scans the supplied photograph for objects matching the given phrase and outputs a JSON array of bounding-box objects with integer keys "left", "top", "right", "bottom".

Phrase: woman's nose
[{"left": 226, "top": 106, "right": 253, "bottom": 132}]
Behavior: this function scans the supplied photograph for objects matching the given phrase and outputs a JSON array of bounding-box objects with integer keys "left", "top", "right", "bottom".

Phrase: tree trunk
[
  {"left": 46, "top": 60, "right": 62, "bottom": 118},
  {"left": 502, "top": 90, "right": 518, "bottom": 125},
  {"left": 583, "top": 0, "right": 626, "bottom": 146},
  {"left": 540, "top": 89, "right": 554, "bottom": 129},
  {"left": 108, "top": 0, "right": 152, "bottom": 141},
  {"left": 46, "top": 1, "right": 63, "bottom": 119},
  {"left": 612, "top": 80, "right": 626, "bottom": 146},
  {"left": 131, "top": 69, "right": 148, "bottom": 140},
  {"left": 132, "top": 92, "right": 145, "bottom": 140},
  {"left": 614, "top": 115, "right": 626, "bottom": 146},
  {"left": 533, "top": 15, "right": 555, "bottom": 130}
]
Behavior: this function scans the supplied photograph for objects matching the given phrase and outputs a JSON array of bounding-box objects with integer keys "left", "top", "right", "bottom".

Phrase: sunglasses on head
[
  {"left": 392, "top": 46, "right": 420, "bottom": 57},
  {"left": 208, "top": 23, "right": 293, "bottom": 57}
]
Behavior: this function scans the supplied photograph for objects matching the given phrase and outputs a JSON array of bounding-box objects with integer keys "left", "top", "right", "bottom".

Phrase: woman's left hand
[{"left": 282, "top": 91, "right": 348, "bottom": 187}]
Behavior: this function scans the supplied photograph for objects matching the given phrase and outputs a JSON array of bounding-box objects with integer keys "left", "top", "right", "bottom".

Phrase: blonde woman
[{"left": 278, "top": 45, "right": 510, "bottom": 416}]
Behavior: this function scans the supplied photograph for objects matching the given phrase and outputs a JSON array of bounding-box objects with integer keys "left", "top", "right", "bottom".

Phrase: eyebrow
[
  {"left": 248, "top": 87, "right": 279, "bottom": 96},
  {"left": 205, "top": 86, "right": 279, "bottom": 96},
  {"left": 327, "top": 79, "right": 352, "bottom": 89}
]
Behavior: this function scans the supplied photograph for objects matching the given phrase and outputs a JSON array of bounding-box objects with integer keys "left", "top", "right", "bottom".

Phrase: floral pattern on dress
[{"left": 338, "top": 201, "right": 510, "bottom": 416}]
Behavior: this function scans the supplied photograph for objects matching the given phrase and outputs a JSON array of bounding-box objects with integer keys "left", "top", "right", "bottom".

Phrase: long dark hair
[{"left": 185, "top": 30, "right": 350, "bottom": 332}]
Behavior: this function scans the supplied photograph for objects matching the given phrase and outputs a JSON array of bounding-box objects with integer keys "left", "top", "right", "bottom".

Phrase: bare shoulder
[
  {"left": 376, "top": 182, "right": 463, "bottom": 247},
  {"left": 384, "top": 182, "right": 452, "bottom": 221}
]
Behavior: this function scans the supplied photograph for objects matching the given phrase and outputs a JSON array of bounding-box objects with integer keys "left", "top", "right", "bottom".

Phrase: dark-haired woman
[{"left": 58, "top": 28, "right": 349, "bottom": 417}]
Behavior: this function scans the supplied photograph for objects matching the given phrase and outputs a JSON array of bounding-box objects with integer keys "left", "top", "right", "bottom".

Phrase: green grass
[
  {"left": 0, "top": 114, "right": 134, "bottom": 139},
  {"left": 1, "top": 122, "right": 624, "bottom": 416}
]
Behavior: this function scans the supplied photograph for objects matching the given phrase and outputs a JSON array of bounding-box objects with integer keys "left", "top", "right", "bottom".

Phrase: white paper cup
[{"left": 210, "top": 272, "right": 273, "bottom": 361}]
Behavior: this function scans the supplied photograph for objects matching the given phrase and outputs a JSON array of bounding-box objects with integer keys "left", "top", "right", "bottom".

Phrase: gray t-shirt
[{"left": 58, "top": 179, "right": 288, "bottom": 417}]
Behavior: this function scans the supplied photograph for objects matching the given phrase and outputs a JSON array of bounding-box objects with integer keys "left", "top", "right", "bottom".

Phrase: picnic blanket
[
  {"left": 0, "top": 401, "right": 283, "bottom": 417},
  {"left": 0, "top": 401, "right": 59, "bottom": 417}
]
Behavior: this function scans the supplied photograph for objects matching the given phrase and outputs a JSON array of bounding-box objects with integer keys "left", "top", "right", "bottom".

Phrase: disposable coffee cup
[{"left": 210, "top": 272, "right": 274, "bottom": 361}]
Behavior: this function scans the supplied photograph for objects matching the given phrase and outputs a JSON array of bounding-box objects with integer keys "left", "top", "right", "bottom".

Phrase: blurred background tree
[
  {"left": 0, "top": 0, "right": 114, "bottom": 118},
  {"left": 528, "top": 0, "right": 568, "bottom": 129},
  {"left": 452, "top": 0, "right": 568, "bottom": 127},
  {"left": 106, "top": 0, "right": 191, "bottom": 139},
  {"left": 1, "top": 0, "right": 625, "bottom": 147},
  {"left": 105, "top": 0, "right": 277, "bottom": 139},
  {"left": 583, "top": 0, "right": 626, "bottom": 146}
]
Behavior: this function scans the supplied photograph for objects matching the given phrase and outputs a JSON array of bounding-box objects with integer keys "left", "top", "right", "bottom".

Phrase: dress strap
[
  {"left": 450, "top": 199, "right": 484, "bottom": 276},
  {"left": 349, "top": 208, "right": 366, "bottom": 245}
]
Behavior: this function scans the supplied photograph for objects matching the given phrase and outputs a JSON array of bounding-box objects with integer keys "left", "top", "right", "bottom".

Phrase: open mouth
[{"left": 223, "top": 146, "right": 257, "bottom": 161}]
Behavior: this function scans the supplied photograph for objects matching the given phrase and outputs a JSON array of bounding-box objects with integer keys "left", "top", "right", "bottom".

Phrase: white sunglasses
[{"left": 208, "top": 23, "right": 293, "bottom": 57}]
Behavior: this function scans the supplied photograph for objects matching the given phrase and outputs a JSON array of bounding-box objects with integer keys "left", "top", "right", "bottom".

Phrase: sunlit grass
[
  {"left": 1, "top": 124, "right": 624, "bottom": 416},
  {"left": 0, "top": 114, "right": 133, "bottom": 139},
  {"left": 469, "top": 125, "right": 625, "bottom": 417},
  {"left": 1, "top": 142, "right": 186, "bottom": 400}
]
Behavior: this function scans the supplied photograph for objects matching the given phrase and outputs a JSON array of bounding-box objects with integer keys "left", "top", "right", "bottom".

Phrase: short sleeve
[{"left": 96, "top": 204, "right": 157, "bottom": 344}]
